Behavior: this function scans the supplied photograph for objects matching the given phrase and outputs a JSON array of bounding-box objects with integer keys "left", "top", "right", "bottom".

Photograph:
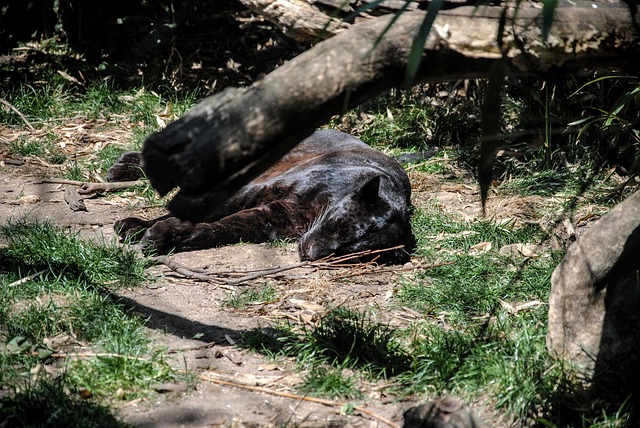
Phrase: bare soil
[{"left": 0, "top": 150, "right": 598, "bottom": 427}]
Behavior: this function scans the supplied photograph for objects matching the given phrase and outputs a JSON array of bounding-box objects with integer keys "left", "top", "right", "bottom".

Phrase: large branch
[
  {"left": 237, "top": 0, "right": 351, "bottom": 42},
  {"left": 142, "top": 3, "right": 639, "bottom": 221}
]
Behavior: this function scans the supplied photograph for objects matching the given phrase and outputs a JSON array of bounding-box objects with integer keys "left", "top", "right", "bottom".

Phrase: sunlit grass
[{"left": 0, "top": 220, "right": 174, "bottom": 424}]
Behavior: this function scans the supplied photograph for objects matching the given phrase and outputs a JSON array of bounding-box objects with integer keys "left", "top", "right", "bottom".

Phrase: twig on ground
[
  {"left": 0, "top": 98, "right": 36, "bottom": 132},
  {"left": 151, "top": 255, "right": 221, "bottom": 282},
  {"left": 331, "top": 260, "right": 454, "bottom": 280},
  {"left": 151, "top": 245, "right": 433, "bottom": 286},
  {"left": 8, "top": 270, "right": 45, "bottom": 287},
  {"left": 50, "top": 352, "right": 150, "bottom": 362},
  {"left": 34, "top": 178, "right": 145, "bottom": 194},
  {"left": 198, "top": 372, "right": 401, "bottom": 428}
]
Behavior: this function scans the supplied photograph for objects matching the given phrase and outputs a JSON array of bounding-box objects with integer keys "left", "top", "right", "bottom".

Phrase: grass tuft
[
  {"left": 0, "top": 377, "right": 130, "bottom": 428},
  {"left": 310, "top": 308, "right": 411, "bottom": 377},
  {"left": 0, "top": 218, "right": 149, "bottom": 288},
  {"left": 0, "top": 219, "right": 173, "bottom": 424},
  {"left": 298, "top": 365, "right": 362, "bottom": 400},
  {"left": 224, "top": 285, "right": 278, "bottom": 310}
]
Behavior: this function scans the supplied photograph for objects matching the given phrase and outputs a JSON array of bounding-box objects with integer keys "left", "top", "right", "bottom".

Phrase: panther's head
[{"left": 298, "top": 175, "right": 415, "bottom": 264}]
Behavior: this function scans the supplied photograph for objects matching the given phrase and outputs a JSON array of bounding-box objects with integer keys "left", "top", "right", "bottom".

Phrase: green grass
[
  {"left": 0, "top": 378, "right": 130, "bottom": 428},
  {"left": 2, "top": 77, "right": 201, "bottom": 195},
  {"left": 308, "top": 308, "right": 411, "bottom": 377},
  {"left": 224, "top": 285, "right": 279, "bottom": 310},
  {"left": 298, "top": 365, "right": 362, "bottom": 400},
  {"left": 239, "top": 197, "right": 631, "bottom": 427},
  {"left": 8, "top": 137, "right": 46, "bottom": 157},
  {"left": 333, "top": 88, "right": 481, "bottom": 150},
  {"left": 0, "top": 219, "right": 149, "bottom": 287},
  {"left": 0, "top": 219, "right": 175, "bottom": 425}
]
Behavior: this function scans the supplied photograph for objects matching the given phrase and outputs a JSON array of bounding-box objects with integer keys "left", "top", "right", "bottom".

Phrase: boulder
[{"left": 547, "top": 190, "right": 640, "bottom": 398}]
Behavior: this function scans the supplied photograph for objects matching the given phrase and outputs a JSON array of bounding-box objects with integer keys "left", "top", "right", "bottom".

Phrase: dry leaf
[
  {"left": 258, "top": 363, "right": 280, "bottom": 371},
  {"left": 289, "top": 299, "right": 325, "bottom": 313},
  {"left": 469, "top": 241, "right": 492, "bottom": 255},
  {"left": 499, "top": 299, "right": 517, "bottom": 314}
]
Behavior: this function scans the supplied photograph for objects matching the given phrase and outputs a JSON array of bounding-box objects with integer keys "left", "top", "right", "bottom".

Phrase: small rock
[
  {"left": 151, "top": 382, "right": 190, "bottom": 393},
  {"left": 403, "top": 396, "right": 485, "bottom": 428},
  {"left": 64, "top": 186, "right": 87, "bottom": 212},
  {"left": 106, "top": 151, "right": 144, "bottom": 182}
]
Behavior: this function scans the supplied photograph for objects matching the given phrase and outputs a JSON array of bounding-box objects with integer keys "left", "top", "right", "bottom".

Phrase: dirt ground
[{"left": 0, "top": 152, "right": 590, "bottom": 427}]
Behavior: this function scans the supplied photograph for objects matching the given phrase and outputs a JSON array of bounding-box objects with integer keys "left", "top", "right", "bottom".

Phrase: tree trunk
[{"left": 141, "top": 2, "right": 639, "bottom": 220}]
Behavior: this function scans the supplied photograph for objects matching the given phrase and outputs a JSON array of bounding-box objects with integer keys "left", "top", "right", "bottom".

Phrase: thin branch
[
  {"left": 34, "top": 178, "right": 145, "bottom": 194},
  {"left": 50, "top": 352, "right": 150, "bottom": 362},
  {"left": 8, "top": 270, "right": 45, "bottom": 287},
  {"left": 0, "top": 98, "right": 36, "bottom": 132},
  {"left": 198, "top": 372, "right": 400, "bottom": 428},
  {"left": 151, "top": 245, "right": 429, "bottom": 286},
  {"left": 331, "top": 260, "right": 454, "bottom": 280},
  {"left": 49, "top": 350, "right": 400, "bottom": 426}
]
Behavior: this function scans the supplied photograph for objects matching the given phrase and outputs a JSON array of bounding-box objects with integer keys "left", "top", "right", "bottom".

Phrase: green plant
[
  {"left": 569, "top": 76, "right": 640, "bottom": 174},
  {"left": 0, "top": 219, "right": 175, "bottom": 424},
  {"left": 310, "top": 308, "right": 411, "bottom": 377},
  {"left": 0, "top": 378, "right": 130, "bottom": 428},
  {"left": 9, "top": 138, "right": 45, "bottom": 157},
  {"left": 298, "top": 365, "right": 362, "bottom": 400},
  {"left": 224, "top": 286, "right": 278, "bottom": 310},
  {"left": 65, "top": 156, "right": 84, "bottom": 181},
  {"left": 0, "top": 219, "right": 149, "bottom": 288}
]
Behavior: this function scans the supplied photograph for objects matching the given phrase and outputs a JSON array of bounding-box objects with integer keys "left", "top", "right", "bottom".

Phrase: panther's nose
[{"left": 298, "top": 242, "right": 313, "bottom": 261}]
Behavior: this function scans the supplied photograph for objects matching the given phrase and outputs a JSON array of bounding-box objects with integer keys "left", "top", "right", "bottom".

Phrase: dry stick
[
  {"left": 48, "top": 350, "right": 399, "bottom": 427},
  {"left": 152, "top": 255, "right": 228, "bottom": 282},
  {"left": 152, "top": 246, "right": 409, "bottom": 285},
  {"left": 197, "top": 373, "right": 401, "bottom": 428},
  {"left": 50, "top": 352, "right": 150, "bottom": 362},
  {"left": 8, "top": 270, "right": 45, "bottom": 287},
  {"left": 0, "top": 98, "right": 36, "bottom": 132},
  {"left": 332, "top": 260, "right": 455, "bottom": 280},
  {"left": 34, "top": 178, "right": 144, "bottom": 194},
  {"left": 224, "top": 264, "right": 311, "bottom": 284}
]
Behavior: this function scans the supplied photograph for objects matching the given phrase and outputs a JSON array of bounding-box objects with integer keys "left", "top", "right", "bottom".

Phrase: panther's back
[
  {"left": 111, "top": 130, "right": 415, "bottom": 263},
  {"left": 231, "top": 130, "right": 416, "bottom": 262}
]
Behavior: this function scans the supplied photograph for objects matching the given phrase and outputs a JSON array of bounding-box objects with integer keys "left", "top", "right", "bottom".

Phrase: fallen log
[{"left": 141, "top": 3, "right": 639, "bottom": 221}]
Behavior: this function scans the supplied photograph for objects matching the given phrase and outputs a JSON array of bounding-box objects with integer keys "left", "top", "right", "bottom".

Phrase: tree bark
[
  {"left": 141, "top": 2, "right": 640, "bottom": 221},
  {"left": 236, "top": 0, "right": 351, "bottom": 42}
]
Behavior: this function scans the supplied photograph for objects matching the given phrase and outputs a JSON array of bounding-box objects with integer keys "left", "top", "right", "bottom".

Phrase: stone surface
[
  {"left": 402, "top": 397, "right": 485, "bottom": 428},
  {"left": 547, "top": 190, "right": 640, "bottom": 398}
]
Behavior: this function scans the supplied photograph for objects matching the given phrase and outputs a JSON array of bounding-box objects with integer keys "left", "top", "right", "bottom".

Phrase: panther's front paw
[
  {"left": 114, "top": 217, "right": 153, "bottom": 242},
  {"left": 139, "top": 218, "right": 184, "bottom": 255}
]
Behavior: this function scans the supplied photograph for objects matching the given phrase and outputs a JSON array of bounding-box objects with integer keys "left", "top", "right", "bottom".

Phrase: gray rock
[
  {"left": 403, "top": 396, "right": 485, "bottom": 428},
  {"left": 547, "top": 190, "right": 640, "bottom": 397}
]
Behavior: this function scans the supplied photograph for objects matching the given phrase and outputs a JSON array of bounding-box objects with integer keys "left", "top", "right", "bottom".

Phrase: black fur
[{"left": 112, "top": 130, "right": 416, "bottom": 263}]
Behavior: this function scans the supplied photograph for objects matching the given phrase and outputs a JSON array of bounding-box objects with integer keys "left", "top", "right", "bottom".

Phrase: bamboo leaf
[
  {"left": 569, "top": 75, "right": 637, "bottom": 98},
  {"left": 542, "top": 0, "right": 558, "bottom": 41}
]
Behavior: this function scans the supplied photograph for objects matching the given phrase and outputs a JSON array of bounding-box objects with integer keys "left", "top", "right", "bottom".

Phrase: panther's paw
[
  {"left": 114, "top": 217, "right": 152, "bottom": 242},
  {"left": 139, "top": 218, "right": 184, "bottom": 255}
]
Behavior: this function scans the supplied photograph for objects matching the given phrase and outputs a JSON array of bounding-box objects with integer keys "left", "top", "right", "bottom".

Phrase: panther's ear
[{"left": 358, "top": 176, "right": 381, "bottom": 203}]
